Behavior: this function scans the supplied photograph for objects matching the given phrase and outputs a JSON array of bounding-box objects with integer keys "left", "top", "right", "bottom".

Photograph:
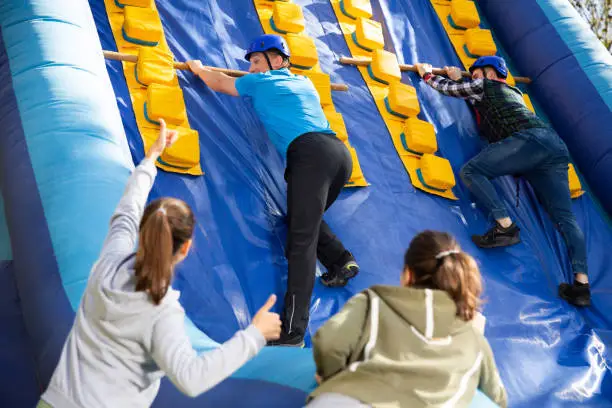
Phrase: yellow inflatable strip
[
  {"left": 103, "top": 0, "right": 203, "bottom": 176},
  {"left": 252, "top": 0, "right": 369, "bottom": 187},
  {"left": 430, "top": 0, "right": 517, "bottom": 86},
  {"left": 331, "top": 0, "right": 457, "bottom": 200}
]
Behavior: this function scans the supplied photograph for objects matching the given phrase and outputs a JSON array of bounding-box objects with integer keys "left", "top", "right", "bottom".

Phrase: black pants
[{"left": 283, "top": 132, "right": 353, "bottom": 337}]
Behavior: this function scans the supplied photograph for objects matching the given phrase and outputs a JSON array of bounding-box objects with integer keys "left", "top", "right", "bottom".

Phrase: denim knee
[{"left": 460, "top": 163, "right": 474, "bottom": 186}]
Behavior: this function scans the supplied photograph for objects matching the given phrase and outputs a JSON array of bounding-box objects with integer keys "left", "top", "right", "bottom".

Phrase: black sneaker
[
  {"left": 320, "top": 257, "right": 359, "bottom": 288},
  {"left": 559, "top": 282, "right": 591, "bottom": 307},
  {"left": 472, "top": 223, "right": 520, "bottom": 249},
  {"left": 267, "top": 331, "right": 305, "bottom": 347}
]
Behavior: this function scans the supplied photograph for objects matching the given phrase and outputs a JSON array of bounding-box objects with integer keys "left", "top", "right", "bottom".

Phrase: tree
[{"left": 568, "top": 0, "right": 612, "bottom": 52}]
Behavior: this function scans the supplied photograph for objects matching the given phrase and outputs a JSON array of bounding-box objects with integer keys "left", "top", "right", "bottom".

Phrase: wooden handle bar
[
  {"left": 339, "top": 56, "right": 532, "bottom": 84},
  {"left": 103, "top": 50, "right": 349, "bottom": 91}
]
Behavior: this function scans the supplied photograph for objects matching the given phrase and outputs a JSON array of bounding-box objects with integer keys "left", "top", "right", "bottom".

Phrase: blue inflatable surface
[{"left": 1, "top": 0, "right": 611, "bottom": 407}]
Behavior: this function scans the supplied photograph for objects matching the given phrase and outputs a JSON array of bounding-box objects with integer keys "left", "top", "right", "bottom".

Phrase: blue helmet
[
  {"left": 244, "top": 34, "right": 290, "bottom": 61},
  {"left": 469, "top": 56, "right": 508, "bottom": 78}
]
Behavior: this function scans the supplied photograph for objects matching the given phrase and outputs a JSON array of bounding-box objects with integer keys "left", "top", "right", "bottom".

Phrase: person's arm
[
  {"left": 149, "top": 295, "right": 280, "bottom": 397},
  {"left": 478, "top": 335, "right": 508, "bottom": 408},
  {"left": 150, "top": 309, "right": 265, "bottom": 397},
  {"left": 312, "top": 293, "right": 368, "bottom": 380},
  {"left": 99, "top": 120, "right": 178, "bottom": 257},
  {"left": 187, "top": 60, "right": 239, "bottom": 96},
  {"left": 415, "top": 63, "right": 484, "bottom": 102}
]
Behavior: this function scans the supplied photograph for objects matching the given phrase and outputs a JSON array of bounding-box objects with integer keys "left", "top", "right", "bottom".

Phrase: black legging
[{"left": 283, "top": 132, "right": 353, "bottom": 337}]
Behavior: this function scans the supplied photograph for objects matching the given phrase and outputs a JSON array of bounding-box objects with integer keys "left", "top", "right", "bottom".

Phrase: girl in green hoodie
[{"left": 307, "top": 230, "right": 507, "bottom": 408}]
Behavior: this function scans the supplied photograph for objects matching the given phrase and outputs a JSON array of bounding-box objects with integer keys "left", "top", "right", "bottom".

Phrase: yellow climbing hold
[
  {"left": 122, "top": 6, "right": 162, "bottom": 47},
  {"left": 464, "top": 28, "right": 497, "bottom": 57},
  {"left": 340, "top": 0, "right": 373, "bottom": 19},
  {"left": 449, "top": 0, "right": 480, "bottom": 30},
  {"left": 385, "top": 82, "right": 421, "bottom": 119},
  {"left": 400, "top": 118, "right": 438, "bottom": 156},
  {"left": 368, "top": 49, "right": 401, "bottom": 85},
  {"left": 353, "top": 17, "right": 384, "bottom": 51},
  {"left": 271, "top": 1, "right": 305, "bottom": 34},
  {"left": 418, "top": 154, "right": 456, "bottom": 192},
  {"left": 285, "top": 34, "right": 319, "bottom": 70},
  {"left": 161, "top": 128, "right": 200, "bottom": 169},
  {"left": 135, "top": 47, "right": 176, "bottom": 86},
  {"left": 145, "top": 84, "right": 187, "bottom": 126}
]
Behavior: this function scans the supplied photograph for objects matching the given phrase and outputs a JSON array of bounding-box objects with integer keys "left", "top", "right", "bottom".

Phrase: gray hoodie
[{"left": 42, "top": 159, "right": 265, "bottom": 408}]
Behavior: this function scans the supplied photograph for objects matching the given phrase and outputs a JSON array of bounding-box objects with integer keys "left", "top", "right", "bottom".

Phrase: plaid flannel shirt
[
  {"left": 423, "top": 73, "right": 484, "bottom": 102},
  {"left": 422, "top": 73, "right": 547, "bottom": 143}
]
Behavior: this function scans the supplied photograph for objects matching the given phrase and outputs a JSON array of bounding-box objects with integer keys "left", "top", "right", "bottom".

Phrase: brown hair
[
  {"left": 404, "top": 230, "right": 482, "bottom": 321},
  {"left": 134, "top": 197, "right": 195, "bottom": 305},
  {"left": 265, "top": 49, "right": 290, "bottom": 68}
]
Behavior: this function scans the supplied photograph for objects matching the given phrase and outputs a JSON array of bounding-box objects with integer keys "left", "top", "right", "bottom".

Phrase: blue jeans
[{"left": 460, "top": 127, "right": 587, "bottom": 274}]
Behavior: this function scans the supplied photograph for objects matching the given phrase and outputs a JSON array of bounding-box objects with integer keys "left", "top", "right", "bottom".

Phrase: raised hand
[
  {"left": 415, "top": 63, "right": 433, "bottom": 78},
  {"left": 444, "top": 66, "right": 463, "bottom": 81},
  {"left": 145, "top": 119, "right": 179, "bottom": 161},
  {"left": 186, "top": 59, "right": 205, "bottom": 75},
  {"left": 252, "top": 294, "right": 282, "bottom": 341}
]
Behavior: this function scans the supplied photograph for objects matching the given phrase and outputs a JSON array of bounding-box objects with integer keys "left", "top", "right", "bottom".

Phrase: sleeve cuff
[
  {"left": 234, "top": 75, "right": 246, "bottom": 96},
  {"left": 244, "top": 324, "right": 267, "bottom": 350}
]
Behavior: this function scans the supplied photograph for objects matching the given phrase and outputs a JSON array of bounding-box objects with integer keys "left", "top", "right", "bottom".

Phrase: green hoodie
[{"left": 309, "top": 285, "right": 507, "bottom": 408}]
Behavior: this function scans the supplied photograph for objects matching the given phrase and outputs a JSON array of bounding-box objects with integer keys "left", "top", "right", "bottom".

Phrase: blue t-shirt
[{"left": 235, "top": 68, "right": 335, "bottom": 157}]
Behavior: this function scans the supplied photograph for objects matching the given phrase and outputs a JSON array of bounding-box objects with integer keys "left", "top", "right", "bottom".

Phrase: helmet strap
[
  {"left": 263, "top": 51, "right": 273, "bottom": 71},
  {"left": 263, "top": 50, "right": 290, "bottom": 71}
]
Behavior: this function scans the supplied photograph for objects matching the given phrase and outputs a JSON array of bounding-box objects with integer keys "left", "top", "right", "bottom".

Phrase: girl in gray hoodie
[
  {"left": 39, "top": 120, "right": 282, "bottom": 408},
  {"left": 307, "top": 230, "right": 507, "bottom": 408}
]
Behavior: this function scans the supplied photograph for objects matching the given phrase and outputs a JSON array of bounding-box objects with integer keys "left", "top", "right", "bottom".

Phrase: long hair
[
  {"left": 134, "top": 198, "right": 195, "bottom": 305},
  {"left": 404, "top": 231, "right": 482, "bottom": 321}
]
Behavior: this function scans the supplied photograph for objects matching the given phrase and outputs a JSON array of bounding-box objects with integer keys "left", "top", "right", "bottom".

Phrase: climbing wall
[{"left": 1, "top": 0, "right": 612, "bottom": 407}]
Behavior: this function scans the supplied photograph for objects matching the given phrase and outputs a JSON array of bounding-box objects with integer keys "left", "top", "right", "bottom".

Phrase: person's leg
[
  {"left": 460, "top": 131, "right": 551, "bottom": 248},
  {"left": 279, "top": 164, "right": 328, "bottom": 344},
  {"left": 316, "top": 220, "right": 350, "bottom": 270},
  {"left": 275, "top": 134, "right": 340, "bottom": 345},
  {"left": 285, "top": 137, "right": 351, "bottom": 273},
  {"left": 315, "top": 139, "right": 359, "bottom": 287},
  {"left": 525, "top": 165, "right": 590, "bottom": 306}
]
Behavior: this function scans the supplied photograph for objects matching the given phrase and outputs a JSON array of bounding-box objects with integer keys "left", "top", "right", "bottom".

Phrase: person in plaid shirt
[{"left": 415, "top": 56, "right": 590, "bottom": 307}]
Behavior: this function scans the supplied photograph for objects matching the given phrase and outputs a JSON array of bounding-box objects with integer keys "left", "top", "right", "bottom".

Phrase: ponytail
[
  {"left": 134, "top": 198, "right": 195, "bottom": 305},
  {"left": 404, "top": 230, "right": 483, "bottom": 321},
  {"left": 135, "top": 209, "right": 173, "bottom": 305},
  {"left": 433, "top": 252, "right": 482, "bottom": 321}
]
